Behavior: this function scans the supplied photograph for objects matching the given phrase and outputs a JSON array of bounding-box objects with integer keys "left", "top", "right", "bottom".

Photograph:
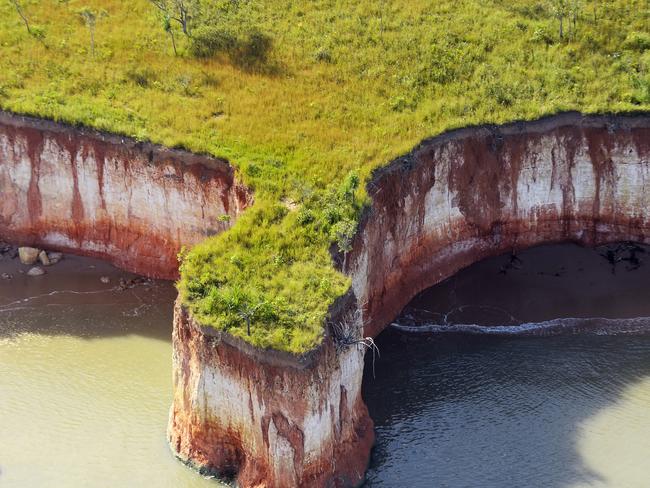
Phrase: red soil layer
[
  {"left": 0, "top": 111, "right": 251, "bottom": 279},
  {"left": 168, "top": 301, "right": 374, "bottom": 487}
]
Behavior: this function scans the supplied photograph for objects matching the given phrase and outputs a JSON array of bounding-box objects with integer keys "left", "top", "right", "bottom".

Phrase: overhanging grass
[{"left": 1, "top": 0, "right": 648, "bottom": 352}]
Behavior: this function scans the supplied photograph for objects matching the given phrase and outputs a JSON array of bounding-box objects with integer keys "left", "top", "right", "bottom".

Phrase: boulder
[
  {"left": 18, "top": 247, "right": 40, "bottom": 265},
  {"left": 27, "top": 266, "right": 45, "bottom": 276},
  {"left": 38, "top": 250, "right": 51, "bottom": 266},
  {"left": 48, "top": 252, "right": 63, "bottom": 264}
]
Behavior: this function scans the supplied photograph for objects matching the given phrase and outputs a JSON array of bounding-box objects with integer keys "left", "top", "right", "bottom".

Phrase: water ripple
[{"left": 391, "top": 316, "right": 650, "bottom": 336}]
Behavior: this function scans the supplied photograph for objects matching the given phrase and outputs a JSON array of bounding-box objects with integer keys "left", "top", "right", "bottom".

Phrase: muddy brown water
[
  {"left": 2, "top": 243, "right": 650, "bottom": 487},
  {"left": 0, "top": 253, "right": 224, "bottom": 487}
]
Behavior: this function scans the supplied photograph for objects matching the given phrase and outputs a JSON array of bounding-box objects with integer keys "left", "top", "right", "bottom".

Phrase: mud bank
[
  {"left": 169, "top": 112, "right": 650, "bottom": 487},
  {"left": 0, "top": 111, "right": 250, "bottom": 279}
]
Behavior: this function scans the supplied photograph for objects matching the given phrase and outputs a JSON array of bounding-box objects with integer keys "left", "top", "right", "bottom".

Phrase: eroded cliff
[
  {"left": 350, "top": 113, "right": 650, "bottom": 337},
  {"left": 0, "top": 111, "right": 250, "bottom": 278},
  {"left": 168, "top": 113, "right": 650, "bottom": 487},
  {"left": 168, "top": 300, "right": 374, "bottom": 487},
  {"left": 3, "top": 110, "right": 648, "bottom": 487}
]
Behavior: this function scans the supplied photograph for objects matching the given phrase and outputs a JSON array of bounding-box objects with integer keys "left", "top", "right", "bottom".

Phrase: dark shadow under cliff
[{"left": 362, "top": 243, "right": 650, "bottom": 488}]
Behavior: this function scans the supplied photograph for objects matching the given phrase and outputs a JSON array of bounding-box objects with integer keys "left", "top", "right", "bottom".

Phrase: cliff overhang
[{"left": 168, "top": 112, "right": 650, "bottom": 487}]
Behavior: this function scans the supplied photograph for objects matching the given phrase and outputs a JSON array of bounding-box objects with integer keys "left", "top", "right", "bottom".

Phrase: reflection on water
[
  {"left": 364, "top": 244, "right": 650, "bottom": 487},
  {"left": 575, "top": 376, "right": 650, "bottom": 488},
  {"left": 363, "top": 332, "right": 650, "bottom": 488},
  {"left": 0, "top": 254, "right": 223, "bottom": 487}
]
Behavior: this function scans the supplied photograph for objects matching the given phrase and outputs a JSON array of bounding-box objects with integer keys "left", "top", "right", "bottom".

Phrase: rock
[
  {"left": 27, "top": 266, "right": 45, "bottom": 276},
  {"left": 48, "top": 252, "right": 63, "bottom": 264},
  {"left": 38, "top": 250, "right": 51, "bottom": 266},
  {"left": 117, "top": 276, "right": 149, "bottom": 291},
  {"left": 1, "top": 272, "right": 12, "bottom": 280},
  {"left": 100, "top": 276, "right": 110, "bottom": 284},
  {"left": 18, "top": 247, "right": 40, "bottom": 265}
]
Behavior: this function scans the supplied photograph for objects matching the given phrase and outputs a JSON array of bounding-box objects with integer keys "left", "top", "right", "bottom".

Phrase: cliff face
[
  {"left": 0, "top": 112, "right": 250, "bottom": 279},
  {"left": 349, "top": 113, "right": 650, "bottom": 337},
  {"left": 169, "top": 113, "right": 650, "bottom": 487},
  {"left": 168, "top": 300, "right": 374, "bottom": 487}
]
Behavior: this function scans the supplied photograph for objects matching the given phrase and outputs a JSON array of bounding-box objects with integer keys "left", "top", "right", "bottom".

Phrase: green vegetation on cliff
[{"left": 1, "top": 0, "right": 649, "bottom": 352}]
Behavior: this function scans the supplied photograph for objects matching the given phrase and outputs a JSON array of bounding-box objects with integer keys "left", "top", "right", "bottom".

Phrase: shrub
[
  {"left": 624, "top": 32, "right": 650, "bottom": 52},
  {"left": 486, "top": 82, "right": 515, "bottom": 107},
  {"left": 189, "top": 25, "right": 236, "bottom": 58},
  {"left": 125, "top": 67, "right": 157, "bottom": 88},
  {"left": 30, "top": 25, "right": 46, "bottom": 41},
  {"left": 532, "top": 27, "right": 555, "bottom": 45},
  {"left": 315, "top": 48, "right": 333, "bottom": 63},
  {"left": 189, "top": 23, "right": 273, "bottom": 71},
  {"left": 237, "top": 31, "right": 272, "bottom": 67},
  {"left": 631, "top": 76, "right": 650, "bottom": 105}
]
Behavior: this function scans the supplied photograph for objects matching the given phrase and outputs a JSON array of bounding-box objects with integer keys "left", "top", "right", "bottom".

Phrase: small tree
[
  {"left": 569, "top": 0, "right": 583, "bottom": 38},
  {"left": 548, "top": 0, "right": 570, "bottom": 39},
  {"left": 161, "top": 12, "right": 177, "bottom": 55},
  {"left": 218, "top": 286, "right": 275, "bottom": 336},
  {"left": 235, "top": 299, "right": 264, "bottom": 336},
  {"left": 78, "top": 7, "right": 107, "bottom": 57},
  {"left": 333, "top": 219, "right": 357, "bottom": 272},
  {"left": 149, "top": 0, "right": 199, "bottom": 38},
  {"left": 9, "top": 0, "right": 31, "bottom": 34},
  {"left": 339, "top": 171, "right": 360, "bottom": 204}
]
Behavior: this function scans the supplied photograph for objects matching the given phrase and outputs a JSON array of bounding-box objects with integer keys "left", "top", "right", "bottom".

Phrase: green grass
[{"left": 1, "top": 0, "right": 649, "bottom": 353}]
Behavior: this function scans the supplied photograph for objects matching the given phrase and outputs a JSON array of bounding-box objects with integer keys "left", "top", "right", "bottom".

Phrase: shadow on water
[
  {"left": 0, "top": 251, "right": 177, "bottom": 342},
  {"left": 362, "top": 243, "right": 650, "bottom": 488}
]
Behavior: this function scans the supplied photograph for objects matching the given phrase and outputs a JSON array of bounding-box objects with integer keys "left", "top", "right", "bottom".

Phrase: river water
[
  {"left": 364, "top": 243, "right": 650, "bottom": 487},
  {"left": 0, "top": 253, "right": 222, "bottom": 487},
  {"left": 1, "top": 243, "right": 650, "bottom": 487}
]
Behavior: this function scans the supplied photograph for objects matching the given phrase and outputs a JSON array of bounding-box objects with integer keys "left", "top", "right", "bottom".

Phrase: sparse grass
[{"left": 1, "top": 0, "right": 649, "bottom": 353}]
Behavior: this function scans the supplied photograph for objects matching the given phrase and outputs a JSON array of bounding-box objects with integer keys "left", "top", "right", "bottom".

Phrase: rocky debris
[
  {"left": 27, "top": 266, "right": 45, "bottom": 276},
  {"left": 598, "top": 242, "right": 645, "bottom": 272},
  {"left": 10, "top": 246, "right": 63, "bottom": 266},
  {"left": 499, "top": 252, "right": 523, "bottom": 275},
  {"left": 0, "top": 242, "right": 17, "bottom": 259},
  {"left": 100, "top": 276, "right": 110, "bottom": 284},
  {"left": 18, "top": 247, "right": 40, "bottom": 265},
  {"left": 38, "top": 250, "right": 51, "bottom": 266},
  {"left": 118, "top": 276, "right": 151, "bottom": 290}
]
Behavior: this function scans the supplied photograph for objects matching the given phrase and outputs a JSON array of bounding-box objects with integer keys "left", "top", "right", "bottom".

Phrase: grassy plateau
[{"left": 1, "top": 0, "right": 649, "bottom": 352}]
